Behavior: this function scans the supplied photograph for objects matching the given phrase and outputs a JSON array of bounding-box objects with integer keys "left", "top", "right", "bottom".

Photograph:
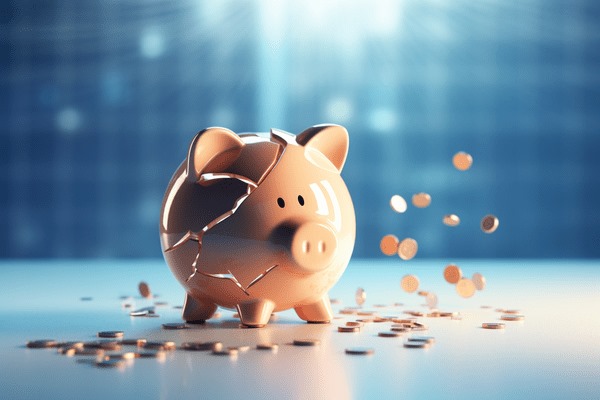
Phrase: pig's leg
[
  {"left": 294, "top": 296, "right": 333, "bottom": 323},
  {"left": 236, "top": 299, "right": 275, "bottom": 328},
  {"left": 182, "top": 293, "right": 217, "bottom": 324}
]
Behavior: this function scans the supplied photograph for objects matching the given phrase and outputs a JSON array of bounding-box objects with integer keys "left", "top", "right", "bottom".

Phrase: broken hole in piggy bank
[{"left": 159, "top": 124, "right": 356, "bottom": 328}]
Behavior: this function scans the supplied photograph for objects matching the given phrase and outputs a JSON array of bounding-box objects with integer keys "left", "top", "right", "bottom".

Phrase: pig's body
[{"left": 160, "top": 126, "right": 355, "bottom": 327}]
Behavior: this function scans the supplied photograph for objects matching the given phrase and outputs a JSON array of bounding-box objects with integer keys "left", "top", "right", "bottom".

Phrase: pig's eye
[
  {"left": 297, "top": 195, "right": 305, "bottom": 206},
  {"left": 277, "top": 197, "right": 285, "bottom": 208}
]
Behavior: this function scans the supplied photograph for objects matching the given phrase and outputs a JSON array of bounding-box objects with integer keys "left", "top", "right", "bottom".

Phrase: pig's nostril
[
  {"left": 302, "top": 240, "right": 310, "bottom": 253},
  {"left": 318, "top": 241, "right": 325, "bottom": 253}
]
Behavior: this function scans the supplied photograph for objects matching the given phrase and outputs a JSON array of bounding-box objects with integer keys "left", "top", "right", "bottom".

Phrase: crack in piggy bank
[{"left": 165, "top": 172, "right": 272, "bottom": 295}]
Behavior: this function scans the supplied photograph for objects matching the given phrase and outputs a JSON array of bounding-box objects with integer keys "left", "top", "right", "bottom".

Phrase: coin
[
  {"left": 442, "top": 214, "right": 460, "bottom": 227},
  {"left": 293, "top": 339, "right": 320, "bottom": 346},
  {"left": 26, "top": 339, "right": 58, "bottom": 349},
  {"left": 181, "top": 341, "right": 223, "bottom": 351},
  {"left": 357, "top": 310, "right": 377, "bottom": 316},
  {"left": 121, "top": 338, "right": 147, "bottom": 347},
  {"left": 400, "top": 275, "right": 420, "bottom": 293},
  {"left": 98, "top": 331, "right": 124, "bottom": 339},
  {"left": 84, "top": 341, "right": 122, "bottom": 351},
  {"left": 412, "top": 193, "right": 431, "bottom": 208},
  {"left": 355, "top": 287, "right": 366, "bottom": 306},
  {"left": 228, "top": 345, "right": 250, "bottom": 352},
  {"left": 103, "top": 352, "right": 136, "bottom": 360},
  {"left": 390, "top": 326, "right": 410, "bottom": 332},
  {"left": 337, "top": 326, "right": 360, "bottom": 333},
  {"left": 426, "top": 293, "right": 438, "bottom": 309},
  {"left": 443, "top": 264, "right": 462, "bottom": 284},
  {"left": 162, "top": 323, "right": 188, "bottom": 330},
  {"left": 345, "top": 347, "right": 374, "bottom": 355},
  {"left": 72, "top": 348, "right": 105, "bottom": 356},
  {"left": 134, "top": 350, "right": 166, "bottom": 359},
  {"left": 144, "top": 341, "right": 176, "bottom": 351},
  {"left": 472, "top": 273, "right": 486, "bottom": 290},
  {"left": 398, "top": 238, "right": 418, "bottom": 260},
  {"left": 346, "top": 321, "right": 363, "bottom": 328},
  {"left": 408, "top": 336, "right": 435, "bottom": 344},
  {"left": 452, "top": 151, "right": 473, "bottom": 171},
  {"left": 95, "top": 359, "right": 126, "bottom": 368},
  {"left": 503, "top": 309, "right": 521, "bottom": 314},
  {"left": 138, "top": 281, "right": 152, "bottom": 298},
  {"left": 213, "top": 348, "right": 239, "bottom": 356},
  {"left": 481, "top": 215, "right": 499, "bottom": 233},
  {"left": 412, "top": 322, "right": 428, "bottom": 331},
  {"left": 256, "top": 343, "right": 279, "bottom": 351},
  {"left": 390, "top": 195, "right": 408, "bottom": 213},
  {"left": 501, "top": 314, "right": 525, "bottom": 321},
  {"left": 378, "top": 331, "right": 402, "bottom": 338},
  {"left": 380, "top": 235, "right": 400, "bottom": 256},
  {"left": 482, "top": 322, "right": 505, "bottom": 329},
  {"left": 403, "top": 341, "right": 430, "bottom": 348},
  {"left": 456, "top": 278, "right": 476, "bottom": 298}
]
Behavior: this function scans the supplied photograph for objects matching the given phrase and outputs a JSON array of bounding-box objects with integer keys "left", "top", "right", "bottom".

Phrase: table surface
[{"left": 1, "top": 259, "right": 599, "bottom": 400}]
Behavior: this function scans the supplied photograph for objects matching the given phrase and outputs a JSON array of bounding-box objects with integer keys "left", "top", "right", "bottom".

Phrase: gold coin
[
  {"left": 400, "top": 275, "right": 420, "bottom": 293},
  {"left": 390, "top": 195, "right": 408, "bottom": 213},
  {"left": 442, "top": 214, "right": 460, "bottom": 227},
  {"left": 412, "top": 193, "right": 431, "bottom": 208},
  {"left": 452, "top": 151, "right": 473, "bottom": 171},
  {"left": 355, "top": 287, "right": 366, "bottom": 306},
  {"left": 443, "top": 264, "right": 462, "bottom": 284},
  {"left": 398, "top": 238, "right": 418, "bottom": 260},
  {"left": 472, "top": 273, "right": 486, "bottom": 290},
  {"left": 380, "top": 235, "right": 399, "bottom": 256},
  {"left": 456, "top": 278, "right": 476, "bottom": 298},
  {"left": 481, "top": 215, "right": 499, "bottom": 233}
]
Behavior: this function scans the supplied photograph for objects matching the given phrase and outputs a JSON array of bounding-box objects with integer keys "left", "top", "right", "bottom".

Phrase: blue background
[{"left": 1, "top": 0, "right": 599, "bottom": 259}]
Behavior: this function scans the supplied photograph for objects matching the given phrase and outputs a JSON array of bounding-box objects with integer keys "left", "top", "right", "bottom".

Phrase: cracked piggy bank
[{"left": 159, "top": 124, "right": 355, "bottom": 327}]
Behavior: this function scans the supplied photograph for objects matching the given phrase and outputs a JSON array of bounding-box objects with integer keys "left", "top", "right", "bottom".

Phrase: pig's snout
[{"left": 271, "top": 222, "right": 337, "bottom": 273}]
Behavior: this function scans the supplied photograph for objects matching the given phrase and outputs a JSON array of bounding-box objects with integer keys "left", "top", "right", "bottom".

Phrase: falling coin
[
  {"left": 426, "top": 293, "right": 438, "bottom": 309},
  {"left": 456, "top": 278, "right": 476, "bottom": 298},
  {"left": 442, "top": 214, "right": 460, "bottom": 227},
  {"left": 398, "top": 238, "right": 418, "bottom": 260},
  {"left": 345, "top": 347, "right": 374, "bottom": 355},
  {"left": 293, "top": 339, "right": 320, "bottom": 347},
  {"left": 472, "top": 273, "right": 486, "bottom": 291},
  {"left": 444, "top": 264, "right": 463, "bottom": 284},
  {"left": 138, "top": 281, "right": 152, "bottom": 298},
  {"left": 501, "top": 314, "right": 525, "bottom": 321},
  {"left": 355, "top": 287, "right": 367, "bottom": 306},
  {"left": 412, "top": 193, "right": 431, "bottom": 208},
  {"left": 338, "top": 326, "right": 360, "bottom": 333},
  {"left": 161, "top": 323, "right": 188, "bottom": 330},
  {"left": 380, "top": 235, "right": 400, "bottom": 256},
  {"left": 482, "top": 322, "right": 505, "bottom": 329},
  {"left": 97, "top": 331, "right": 124, "bottom": 339},
  {"left": 400, "top": 275, "right": 420, "bottom": 293},
  {"left": 452, "top": 151, "right": 473, "bottom": 171},
  {"left": 481, "top": 215, "right": 499, "bottom": 234},
  {"left": 26, "top": 340, "right": 58, "bottom": 349},
  {"left": 390, "top": 195, "right": 408, "bottom": 213}
]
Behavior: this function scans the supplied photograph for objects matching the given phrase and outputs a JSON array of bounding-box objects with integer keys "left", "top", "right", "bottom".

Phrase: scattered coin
[
  {"left": 293, "top": 339, "right": 320, "bottom": 347},
  {"left": 452, "top": 151, "right": 473, "bottom": 171},
  {"left": 398, "top": 238, "right": 418, "bottom": 260},
  {"left": 472, "top": 273, "right": 486, "bottom": 290},
  {"left": 121, "top": 338, "right": 147, "bottom": 347},
  {"left": 346, "top": 321, "right": 363, "bottom": 328},
  {"left": 144, "top": 341, "right": 176, "bottom": 351},
  {"left": 426, "top": 293, "right": 438, "bottom": 309},
  {"left": 390, "top": 195, "right": 408, "bottom": 213},
  {"left": 380, "top": 235, "right": 400, "bottom": 256},
  {"left": 256, "top": 343, "right": 279, "bottom": 351},
  {"left": 408, "top": 336, "right": 435, "bottom": 344},
  {"left": 412, "top": 322, "right": 429, "bottom": 331},
  {"left": 355, "top": 287, "right": 366, "bottom": 306},
  {"left": 72, "top": 348, "right": 105, "bottom": 356},
  {"left": 84, "top": 341, "right": 122, "bottom": 351},
  {"left": 412, "top": 193, "right": 431, "bottom": 208},
  {"left": 501, "top": 314, "right": 525, "bottom": 321},
  {"left": 95, "top": 359, "right": 126, "bottom": 368},
  {"left": 345, "top": 347, "right": 374, "bottom": 355},
  {"left": 129, "top": 310, "right": 149, "bottom": 317},
  {"left": 456, "top": 278, "right": 476, "bottom": 298},
  {"left": 442, "top": 214, "right": 461, "bottom": 227},
  {"left": 439, "top": 311, "right": 458, "bottom": 318},
  {"left": 26, "top": 340, "right": 58, "bottom": 349},
  {"left": 481, "top": 214, "right": 499, "bottom": 233},
  {"left": 103, "top": 352, "right": 136, "bottom": 360},
  {"left": 213, "top": 348, "right": 238, "bottom": 356},
  {"left": 391, "top": 326, "right": 410, "bottom": 332},
  {"left": 378, "top": 331, "right": 402, "bottom": 338},
  {"left": 503, "top": 309, "right": 521, "bottom": 315},
  {"left": 228, "top": 345, "right": 251, "bottom": 352},
  {"left": 161, "top": 323, "right": 188, "bottom": 330},
  {"left": 338, "top": 326, "right": 360, "bottom": 333},
  {"left": 98, "top": 331, "right": 124, "bottom": 339},
  {"left": 134, "top": 350, "right": 166, "bottom": 359},
  {"left": 482, "top": 322, "right": 505, "bottom": 329},
  {"left": 400, "top": 275, "right": 420, "bottom": 293},
  {"left": 403, "top": 341, "right": 430, "bottom": 349},
  {"left": 443, "top": 264, "right": 462, "bottom": 284},
  {"left": 357, "top": 310, "right": 377, "bottom": 316},
  {"left": 181, "top": 341, "right": 223, "bottom": 351},
  {"left": 356, "top": 318, "right": 375, "bottom": 323},
  {"left": 138, "top": 281, "right": 152, "bottom": 298}
]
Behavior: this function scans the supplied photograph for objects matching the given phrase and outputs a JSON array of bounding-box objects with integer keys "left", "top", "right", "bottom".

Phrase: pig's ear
[
  {"left": 296, "top": 124, "right": 349, "bottom": 172},
  {"left": 186, "top": 127, "right": 245, "bottom": 182}
]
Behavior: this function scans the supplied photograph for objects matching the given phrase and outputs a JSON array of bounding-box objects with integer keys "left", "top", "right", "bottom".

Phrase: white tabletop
[{"left": 1, "top": 259, "right": 599, "bottom": 400}]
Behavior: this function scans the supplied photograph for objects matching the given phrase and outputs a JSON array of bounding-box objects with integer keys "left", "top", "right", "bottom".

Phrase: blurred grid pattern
[{"left": 1, "top": 0, "right": 599, "bottom": 258}]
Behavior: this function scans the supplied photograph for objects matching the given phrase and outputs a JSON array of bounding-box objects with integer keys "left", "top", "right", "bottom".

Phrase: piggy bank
[{"left": 159, "top": 124, "right": 355, "bottom": 327}]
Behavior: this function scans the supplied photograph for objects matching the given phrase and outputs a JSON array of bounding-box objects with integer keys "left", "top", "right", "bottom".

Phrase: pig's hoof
[{"left": 185, "top": 319, "right": 206, "bottom": 324}]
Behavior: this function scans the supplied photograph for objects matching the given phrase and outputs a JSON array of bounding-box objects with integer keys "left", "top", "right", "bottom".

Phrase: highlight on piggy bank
[{"left": 159, "top": 124, "right": 356, "bottom": 328}]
